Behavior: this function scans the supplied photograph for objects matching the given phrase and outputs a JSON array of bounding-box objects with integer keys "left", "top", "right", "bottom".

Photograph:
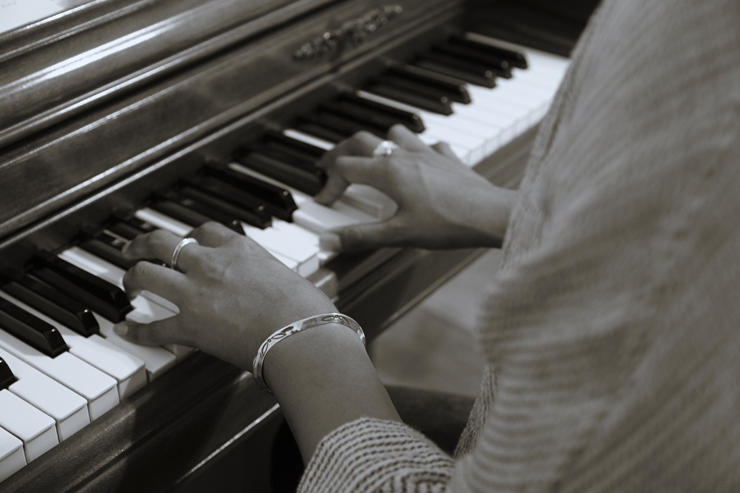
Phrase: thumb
[
  {"left": 314, "top": 173, "right": 350, "bottom": 206},
  {"left": 320, "top": 219, "right": 405, "bottom": 252},
  {"left": 115, "top": 313, "right": 185, "bottom": 346}
]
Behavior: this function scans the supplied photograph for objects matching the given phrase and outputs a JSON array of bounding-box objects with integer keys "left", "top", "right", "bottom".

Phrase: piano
[{"left": 0, "top": 0, "right": 598, "bottom": 490}]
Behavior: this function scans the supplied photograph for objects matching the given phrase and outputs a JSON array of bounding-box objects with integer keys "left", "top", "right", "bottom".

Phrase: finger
[
  {"left": 122, "top": 260, "right": 187, "bottom": 304},
  {"left": 431, "top": 141, "right": 462, "bottom": 163},
  {"left": 317, "top": 131, "right": 382, "bottom": 169},
  {"left": 115, "top": 315, "right": 187, "bottom": 347},
  {"left": 187, "top": 221, "right": 238, "bottom": 248},
  {"left": 314, "top": 173, "right": 351, "bottom": 206},
  {"left": 333, "top": 155, "right": 387, "bottom": 190},
  {"left": 319, "top": 218, "right": 407, "bottom": 252},
  {"left": 123, "top": 229, "right": 201, "bottom": 273},
  {"left": 388, "top": 124, "right": 428, "bottom": 152}
]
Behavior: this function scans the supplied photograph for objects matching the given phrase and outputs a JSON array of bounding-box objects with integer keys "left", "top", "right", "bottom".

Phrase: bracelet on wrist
[{"left": 252, "top": 313, "right": 365, "bottom": 394}]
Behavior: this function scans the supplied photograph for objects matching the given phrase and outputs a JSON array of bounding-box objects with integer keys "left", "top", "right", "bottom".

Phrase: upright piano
[{"left": 0, "top": 0, "right": 598, "bottom": 490}]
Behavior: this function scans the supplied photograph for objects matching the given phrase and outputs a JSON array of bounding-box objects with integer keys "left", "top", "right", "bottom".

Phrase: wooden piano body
[{"left": 0, "top": 0, "right": 597, "bottom": 490}]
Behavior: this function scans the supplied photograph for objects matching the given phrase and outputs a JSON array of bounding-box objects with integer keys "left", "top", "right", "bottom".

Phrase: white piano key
[
  {"left": 241, "top": 221, "right": 320, "bottom": 277},
  {"left": 0, "top": 347, "right": 88, "bottom": 442},
  {"left": 467, "top": 81, "right": 551, "bottom": 113},
  {"left": 283, "top": 128, "right": 334, "bottom": 150},
  {"left": 228, "top": 163, "right": 377, "bottom": 233},
  {"left": 134, "top": 208, "right": 192, "bottom": 237},
  {"left": 0, "top": 426, "right": 25, "bottom": 482},
  {"left": 0, "top": 291, "right": 147, "bottom": 400},
  {"left": 58, "top": 247, "right": 194, "bottom": 362},
  {"left": 0, "top": 329, "right": 118, "bottom": 421},
  {"left": 271, "top": 218, "right": 320, "bottom": 246},
  {"left": 0, "top": 391, "right": 58, "bottom": 462},
  {"left": 94, "top": 314, "right": 176, "bottom": 380},
  {"left": 317, "top": 249, "right": 338, "bottom": 267},
  {"left": 268, "top": 250, "right": 299, "bottom": 271}
]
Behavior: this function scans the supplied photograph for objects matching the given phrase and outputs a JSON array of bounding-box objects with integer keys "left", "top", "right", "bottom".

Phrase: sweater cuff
[{"left": 298, "top": 417, "right": 454, "bottom": 493}]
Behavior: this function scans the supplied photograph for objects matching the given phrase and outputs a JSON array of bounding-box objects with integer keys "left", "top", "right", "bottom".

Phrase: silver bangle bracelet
[{"left": 252, "top": 313, "right": 365, "bottom": 394}]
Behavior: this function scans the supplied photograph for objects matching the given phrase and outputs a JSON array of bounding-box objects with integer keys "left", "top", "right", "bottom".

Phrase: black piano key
[
  {"left": 431, "top": 43, "right": 512, "bottom": 78},
  {"left": 235, "top": 151, "right": 327, "bottom": 196},
  {"left": 448, "top": 34, "right": 528, "bottom": 69},
  {"left": 181, "top": 176, "right": 272, "bottom": 229},
  {"left": 202, "top": 164, "right": 297, "bottom": 222},
  {"left": 249, "top": 143, "right": 317, "bottom": 172},
  {"left": 107, "top": 218, "right": 147, "bottom": 240},
  {"left": 112, "top": 213, "right": 159, "bottom": 238},
  {"left": 31, "top": 253, "right": 133, "bottom": 323},
  {"left": 156, "top": 191, "right": 245, "bottom": 235},
  {"left": 149, "top": 198, "right": 211, "bottom": 229},
  {"left": 178, "top": 182, "right": 272, "bottom": 230},
  {"left": 149, "top": 192, "right": 245, "bottom": 235},
  {"left": 412, "top": 57, "right": 495, "bottom": 89},
  {"left": 259, "top": 140, "right": 322, "bottom": 167},
  {"left": 0, "top": 296, "right": 68, "bottom": 358},
  {"left": 415, "top": 52, "right": 497, "bottom": 88},
  {"left": 0, "top": 357, "right": 17, "bottom": 390},
  {"left": 293, "top": 118, "right": 347, "bottom": 143},
  {"left": 302, "top": 111, "right": 385, "bottom": 139},
  {"left": 261, "top": 130, "right": 326, "bottom": 160},
  {"left": 320, "top": 99, "right": 412, "bottom": 134},
  {"left": 385, "top": 65, "right": 471, "bottom": 104},
  {"left": 366, "top": 83, "right": 453, "bottom": 115},
  {"left": 373, "top": 74, "right": 465, "bottom": 109},
  {"left": 336, "top": 93, "right": 425, "bottom": 132},
  {"left": 0, "top": 272, "right": 99, "bottom": 337},
  {"left": 78, "top": 231, "right": 138, "bottom": 271}
]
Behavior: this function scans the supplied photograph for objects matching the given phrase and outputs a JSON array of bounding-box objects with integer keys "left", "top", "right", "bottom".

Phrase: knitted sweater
[{"left": 299, "top": 1, "right": 740, "bottom": 491}]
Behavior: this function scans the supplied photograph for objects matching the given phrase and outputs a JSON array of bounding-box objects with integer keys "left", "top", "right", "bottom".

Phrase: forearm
[{"left": 264, "top": 323, "right": 401, "bottom": 462}]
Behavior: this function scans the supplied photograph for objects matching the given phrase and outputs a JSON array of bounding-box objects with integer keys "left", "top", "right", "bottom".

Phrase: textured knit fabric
[{"left": 299, "top": 1, "right": 740, "bottom": 491}]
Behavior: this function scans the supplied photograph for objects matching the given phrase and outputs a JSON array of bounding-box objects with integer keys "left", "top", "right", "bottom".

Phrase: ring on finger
[
  {"left": 171, "top": 238, "right": 198, "bottom": 272},
  {"left": 372, "top": 140, "right": 399, "bottom": 159}
]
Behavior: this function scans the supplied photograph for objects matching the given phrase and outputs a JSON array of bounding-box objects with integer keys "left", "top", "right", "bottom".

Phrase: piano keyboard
[{"left": 0, "top": 33, "right": 568, "bottom": 482}]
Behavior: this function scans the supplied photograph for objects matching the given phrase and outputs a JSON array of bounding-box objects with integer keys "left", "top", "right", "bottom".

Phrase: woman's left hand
[{"left": 116, "top": 222, "right": 337, "bottom": 371}]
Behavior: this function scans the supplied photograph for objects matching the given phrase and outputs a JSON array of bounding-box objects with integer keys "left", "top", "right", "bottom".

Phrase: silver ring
[
  {"left": 171, "top": 238, "right": 198, "bottom": 272},
  {"left": 372, "top": 140, "right": 399, "bottom": 158}
]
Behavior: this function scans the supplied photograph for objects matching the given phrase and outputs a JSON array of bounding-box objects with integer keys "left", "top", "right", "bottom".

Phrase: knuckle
[
  {"left": 200, "top": 220, "right": 222, "bottom": 234},
  {"left": 148, "top": 228, "right": 171, "bottom": 246},
  {"left": 126, "top": 260, "right": 154, "bottom": 282}
]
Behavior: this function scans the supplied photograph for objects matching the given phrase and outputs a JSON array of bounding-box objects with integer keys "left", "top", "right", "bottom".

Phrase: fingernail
[
  {"left": 319, "top": 233, "right": 342, "bottom": 252},
  {"left": 113, "top": 323, "right": 128, "bottom": 337},
  {"left": 121, "top": 240, "right": 131, "bottom": 255}
]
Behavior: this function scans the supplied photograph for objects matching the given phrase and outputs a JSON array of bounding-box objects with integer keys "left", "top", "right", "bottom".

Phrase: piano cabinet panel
[
  {"left": 0, "top": 0, "right": 327, "bottom": 146},
  {"left": 0, "top": 0, "right": 464, "bottom": 243}
]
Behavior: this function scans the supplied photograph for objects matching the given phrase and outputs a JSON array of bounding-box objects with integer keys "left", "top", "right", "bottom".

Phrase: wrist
[
  {"left": 245, "top": 296, "right": 337, "bottom": 369},
  {"left": 252, "top": 313, "right": 365, "bottom": 392}
]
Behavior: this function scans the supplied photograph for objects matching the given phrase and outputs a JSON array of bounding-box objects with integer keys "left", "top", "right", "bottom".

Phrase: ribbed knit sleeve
[{"left": 298, "top": 418, "right": 454, "bottom": 492}]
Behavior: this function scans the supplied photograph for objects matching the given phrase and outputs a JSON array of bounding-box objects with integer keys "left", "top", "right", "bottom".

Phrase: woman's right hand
[{"left": 314, "top": 124, "right": 516, "bottom": 252}]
